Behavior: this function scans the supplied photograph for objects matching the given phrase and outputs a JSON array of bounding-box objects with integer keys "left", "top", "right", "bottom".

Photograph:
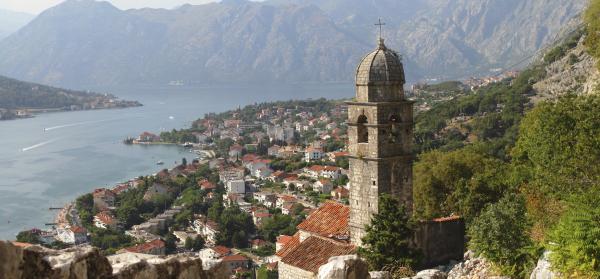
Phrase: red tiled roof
[
  {"left": 198, "top": 180, "right": 216, "bottom": 190},
  {"left": 222, "top": 254, "right": 249, "bottom": 262},
  {"left": 280, "top": 236, "right": 355, "bottom": 273},
  {"left": 95, "top": 212, "right": 116, "bottom": 225},
  {"left": 70, "top": 226, "right": 87, "bottom": 234},
  {"left": 432, "top": 215, "right": 462, "bottom": 222},
  {"left": 112, "top": 184, "right": 130, "bottom": 194},
  {"left": 278, "top": 195, "right": 296, "bottom": 202},
  {"left": 211, "top": 245, "right": 231, "bottom": 256},
  {"left": 266, "top": 261, "right": 278, "bottom": 270},
  {"left": 93, "top": 188, "right": 115, "bottom": 198},
  {"left": 276, "top": 235, "right": 293, "bottom": 245},
  {"left": 296, "top": 202, "right": 349, "bottom": 237},
  {"left": 124, "top": 239, "right": 165, "bottom": 253},
  {"left": 275, "top": 232, "right": 301, "bottom": 258},
  {"left": 11, "top": 241, "right": 33, "bottom": 248}
]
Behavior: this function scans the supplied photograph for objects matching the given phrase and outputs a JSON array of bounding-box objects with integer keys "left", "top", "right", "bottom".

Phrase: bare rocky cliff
[{"left": 533, "top": 35, "right": 600, "bottom": 103}]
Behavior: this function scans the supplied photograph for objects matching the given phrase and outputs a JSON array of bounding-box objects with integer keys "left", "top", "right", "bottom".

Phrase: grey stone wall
[
  {"left": 279, "top": 262, "right": 316, "bottom": 279},
  {"left": 414, "top": 219, "right": 466, "bottom": 268}
]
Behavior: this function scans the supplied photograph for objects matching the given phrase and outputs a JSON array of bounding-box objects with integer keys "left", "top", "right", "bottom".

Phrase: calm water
[{"left": 0, "top": 83, "right": 352, "bottom": 239}]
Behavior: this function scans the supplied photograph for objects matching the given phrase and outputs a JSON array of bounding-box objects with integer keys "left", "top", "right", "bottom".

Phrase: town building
[
  {"left": 225, "top": 179, "right": 246, "bottom": 194},
  {"left": 93, "top": 211, "right": 118, "bottom": 230},
  {"left": 304, "top": 147, "right": 324, "bottom": 162},
  {"left": 118, "top": 239, "right": 166, "bottom": 255},
  {"left": 92, "top": 188, "right": 116, "bottom": 211},
  {"left": 56, "top": 226, "right": 88, "bottom": 244}
]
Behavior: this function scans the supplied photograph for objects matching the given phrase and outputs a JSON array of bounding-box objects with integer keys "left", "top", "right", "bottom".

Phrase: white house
[
  {"left": 304, "top": 147, "right": 324, "bottom": 162},
  {"left": 57, "top": 226, "right": 88, "bottom": 244},
  {"left": 192, "top": 218, "right": 220, "bottom": 245},
  {"left": 226, "top": 179, "right": 246, "bottom": 194},
  {"left": 313, "top": 179, "right": 333, "bottom": 194}
]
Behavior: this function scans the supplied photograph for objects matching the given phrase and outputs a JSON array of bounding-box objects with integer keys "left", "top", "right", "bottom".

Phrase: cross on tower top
[{"left": 375, "top": 18, "right": 386, "bottom": 39}]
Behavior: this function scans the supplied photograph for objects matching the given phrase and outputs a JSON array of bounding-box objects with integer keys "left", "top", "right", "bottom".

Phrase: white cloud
[{"left": 0, "top": 0, "right": 219, "bottom": 15}]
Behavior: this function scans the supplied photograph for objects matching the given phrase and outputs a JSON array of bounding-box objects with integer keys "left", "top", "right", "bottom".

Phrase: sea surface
[{"left": 0, "top": 83, "right": 352, "bottom": 239}]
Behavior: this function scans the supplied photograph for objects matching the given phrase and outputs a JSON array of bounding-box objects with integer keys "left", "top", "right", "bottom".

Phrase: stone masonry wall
[{"left": 414, "top": 219, "right": 466, "bottom": 268}]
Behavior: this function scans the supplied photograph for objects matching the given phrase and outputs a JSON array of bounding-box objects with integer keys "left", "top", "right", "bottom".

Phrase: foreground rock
[
  {"left": 530, "top": 251, "right": 559, "bottom": 279},
  {"left": 0, "top": 241, "right": 227, "bottom": 279},
  {"left": 317, "top": 255, "right": 370, "bottom": 279}
]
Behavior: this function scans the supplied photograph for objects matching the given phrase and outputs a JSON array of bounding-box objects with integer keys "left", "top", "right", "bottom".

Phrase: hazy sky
[{"left": 1, "top": 0, "right": 222, "bottom": 14}]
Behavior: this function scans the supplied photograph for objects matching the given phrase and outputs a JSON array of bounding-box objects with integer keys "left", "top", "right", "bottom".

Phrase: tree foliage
[
  {"left": 358, "top": 194, "right": 418, "bottom": 270},
  {"left": 548, "top": 191, "right": 600, "bottom": 278},
  {"left": 468, "top": 193, "right": 539, "bottom": 277},
  {"left": 513, "top": 94, "right": 600, "bottom": 196},
  {"left": 413, "top": 148, "right": 510, "bottom": 224}
]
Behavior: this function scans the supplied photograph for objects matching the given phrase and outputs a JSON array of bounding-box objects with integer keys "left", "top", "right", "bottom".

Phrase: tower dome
[{"left": 355, "top": 38, "right": 405, "bottom": 86}]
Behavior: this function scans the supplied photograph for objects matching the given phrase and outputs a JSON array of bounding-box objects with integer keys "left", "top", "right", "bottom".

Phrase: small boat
[{"left": 156, "top": 161, "right": 164, "bottom": 165}]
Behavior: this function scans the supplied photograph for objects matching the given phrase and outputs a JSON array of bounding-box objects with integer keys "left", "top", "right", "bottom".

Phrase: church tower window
[{"left": 357, "top": 115, "right": 369, "bottom": 143}]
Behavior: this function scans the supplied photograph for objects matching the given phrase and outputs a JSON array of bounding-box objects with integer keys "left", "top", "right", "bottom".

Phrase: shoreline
[{"left": 0, "top": 104, "right": 143, "bottom": 122}]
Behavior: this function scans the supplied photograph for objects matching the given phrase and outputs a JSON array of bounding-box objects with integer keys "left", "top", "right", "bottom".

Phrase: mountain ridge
[{"left": 0, "top": 0, "right": 587, "bottom": 88}]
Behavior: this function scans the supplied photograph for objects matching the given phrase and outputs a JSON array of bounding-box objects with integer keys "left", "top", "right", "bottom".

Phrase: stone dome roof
[{"left": 356, "top": 38, "right": 405, "bottom": 85}]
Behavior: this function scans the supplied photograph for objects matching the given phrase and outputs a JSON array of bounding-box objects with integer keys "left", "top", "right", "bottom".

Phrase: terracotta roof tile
[
  {"left": 280, "top": 236, "right": 355, "bottom": 273},
  {"left": 296, "top": 202, "right": 349, "bottom": 237},
  {"left": 275, "top": 232, "right": 301, "bottom": 258},
  {"left": 211, "top": 245, "right": 231, "bottom": 256},
  {"left": 222, "top": 254, "right": 249, "bottom": 262},
  {"left": 124, "top": 239, "right": 165, "bottom": 254},
  {"left": 432, "top": 215, "right": 462, "bottom": 222}
]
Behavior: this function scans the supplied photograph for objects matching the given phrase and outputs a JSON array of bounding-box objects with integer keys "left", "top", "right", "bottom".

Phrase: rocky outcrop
[
  {"left": 446, "top": 251, "right": 494, "bottom": 279},
  {"left": 530, "top": 251, "right": 559, "bottom": 279},
  {"left": 0, "top": 241, "right": 226, "bottom": 279},
  {"left": 317, "top": 255, "right": 370, "bottom": 279},
  {"left": 533, "top": 36, "right": 600, "bottom": 103}
]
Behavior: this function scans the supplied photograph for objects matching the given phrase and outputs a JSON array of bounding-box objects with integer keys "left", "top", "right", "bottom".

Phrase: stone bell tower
[{"left": 347, "top": 36, "right": 414, "bottom": 246}]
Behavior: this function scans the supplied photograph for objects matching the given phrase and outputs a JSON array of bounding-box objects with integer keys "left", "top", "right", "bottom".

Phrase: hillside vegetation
[
  {"left": 412, "top": 2, "right": 600, "bottom": 277},
  {"left": 0, "top": 75, "right": 140, "bottom": 120}
]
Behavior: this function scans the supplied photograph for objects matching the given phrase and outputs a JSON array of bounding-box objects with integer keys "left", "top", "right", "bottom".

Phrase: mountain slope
[
  {"left": 0, "top": 9, "right": 34, "bottom": 39},
  {"left": 0, "top": 0, "right": 369, "bottom": 87},
  {"left": 0, "top": 0, "right": 588, "bottom": 87}
]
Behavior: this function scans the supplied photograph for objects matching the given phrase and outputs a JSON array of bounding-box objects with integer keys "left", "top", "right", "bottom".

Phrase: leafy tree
[
  {"left": 413, "top": 148, "right": 510, "bottom": 224},
  {"left": 513, "top": 94, "right": 600, "bottom": 196},
  {"left": 259, "top": 214, "right": 301, "bottom": 242},
  {"left": 468, "top": 193, "right": 538, "bottom": 277},
  {"left": 185, "top": 236, "right": 205, "bottom": 251},
  {"left": 358, "top": 194, "right": 418, "bottom": 270},
  {"left": 90, "top": 229, "right": 135, "bottom": 252},
  {"left": 16, "top": 231, "right": 41, "bottom": 244},
  {"left": 164, "top": 233, "right": 178, "bottom": 254},
  {"left": 548, "top": 191, "right": 600, "bottom": 278}
]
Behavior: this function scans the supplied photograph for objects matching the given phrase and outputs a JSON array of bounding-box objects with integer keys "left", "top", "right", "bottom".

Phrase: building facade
[{"left": 347, "top": 38, "right": 414, "bottom": 246}]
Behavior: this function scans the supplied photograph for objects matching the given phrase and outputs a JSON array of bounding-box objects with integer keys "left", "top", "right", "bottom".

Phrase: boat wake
[
  {"left": 21, "top": 139, "right": 57, "bottom": 152},
  {"left": 44, "top": 119, "right": 116, "bottom": 131}
]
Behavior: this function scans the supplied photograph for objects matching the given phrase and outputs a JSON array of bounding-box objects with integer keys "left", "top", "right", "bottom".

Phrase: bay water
[{"left": 0, "top": 83, "right": 352, "bottom": 239}]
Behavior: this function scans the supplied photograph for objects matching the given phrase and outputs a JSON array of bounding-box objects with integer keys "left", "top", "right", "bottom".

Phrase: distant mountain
[
  {"left": 0, "top": 9, "right": 34, "bottom": 39},
  {"left": 0, "top": 75, "right": 141, "bottom": 120},
  {"left": 0, "top": 0, "right": 588, "bottom": 87}
]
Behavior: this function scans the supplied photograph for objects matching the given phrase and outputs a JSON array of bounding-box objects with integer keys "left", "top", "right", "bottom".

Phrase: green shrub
[
  {"left": 468, "top": 193, "right": 540, "bottom": 277},
  {"left": 548, "top": 191, "right": 600, "bottom": 278}
]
